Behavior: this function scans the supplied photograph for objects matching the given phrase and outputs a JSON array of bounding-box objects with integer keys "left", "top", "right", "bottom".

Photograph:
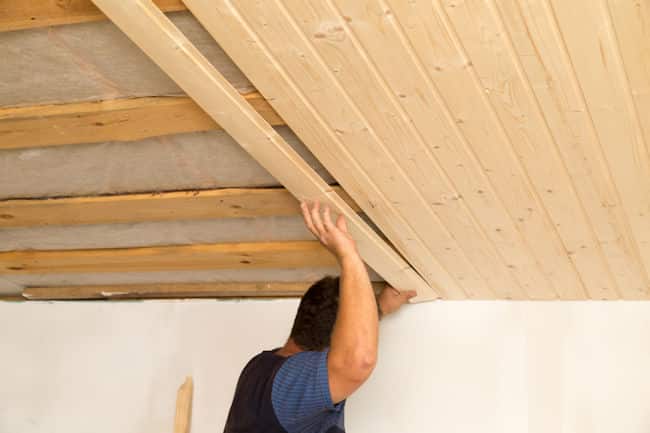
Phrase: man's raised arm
[{"left": 301, "top": 201, "right": 413, "bottom": 403}]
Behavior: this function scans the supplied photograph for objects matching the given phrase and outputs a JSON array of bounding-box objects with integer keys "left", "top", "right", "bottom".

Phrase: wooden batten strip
[
  {"left": 89, "top": 0, "right": 437, "bottom": 301},
  {"left": 22, "top": 281, "right": 387, "bottom": 300},
  {"left": 0, "top": 93, "right": 283, "bottom": 150},
  {"left": 0, "top": 241, "right": 336, "bottom": 275},
  {"left": 0, "top": 0, "right": 187, "bottom": 32},
  {"left": 23, "top": 282, "right": 311, "bottom": 300},
  {"left": 0, "top": 187, "right": 357, "bottom": 228}
]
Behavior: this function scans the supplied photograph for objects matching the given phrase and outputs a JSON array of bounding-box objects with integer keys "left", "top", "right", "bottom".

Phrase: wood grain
[
  {"left": 20, "top": 281, "right": 388, "bottom": 300},
  {"left": 22, "top": 282, "right": 313, "bottom": 300},
  {"left": 0, "top": 0, "right": 186, "bottom": 32},
  {"left": 0, "top": 93, "right": 283, "bottom": 150},
  {"left": 494, "top": 0, "right": 650, "bottom": 299},
  {"left": 0, "top": 187, "right": 357, "bottom": 228},
  {"left": 0, "top": 241, "right": 337, "bottom": 274}
]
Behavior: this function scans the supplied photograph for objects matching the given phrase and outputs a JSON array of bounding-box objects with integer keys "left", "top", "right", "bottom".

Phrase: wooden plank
[
  {"left": 602, "top": 0, "right": 650, "bottom": 297},
  {"left": 0, "top": 93, "right": 283, "bottom": 150},
  {"left": 182, "top": 0, "right": 468, "bottom": 299},
  {"left": 23, "top": 282, "right": 311, "bottom": 300},
  {"left": 494, "top": 0, "right": 650, "bottom": 299},
  {"left": 549, "top": 0, "right": 650, "bottom": 297},
  {"left": 0, "top": 187, "right": 357, "bottom": 228},
  {"left": 21, "top": 281, "right": 387, "bottom": 300},
  {"left": 0, "top": 0, "right": 186, "bottom": 32},
  {"left": 382, "top": 0, "right": 580, "bottom": 299},
  {"left": 436, "top": 0, "right": 620, "bottom": 299},
  {"left": 0, "top": 241, "right": 337, "bottom": 274},
  {"left": 173, "top": 377, "right": 193, "bottom": 433},
  {"left": 57, "top": 0, "right": 440, "bottom": 300}
]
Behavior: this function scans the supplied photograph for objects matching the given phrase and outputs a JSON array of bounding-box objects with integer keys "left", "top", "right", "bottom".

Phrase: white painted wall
[{"left": 1, "top": 300, "right": 649, "bottom": 433}]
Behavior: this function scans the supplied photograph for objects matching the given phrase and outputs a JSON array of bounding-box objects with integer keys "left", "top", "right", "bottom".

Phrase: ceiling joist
[
  {"left": 22, "top": 281, "right": 385, "bottom": 301},
  {"left": 21, "top": 281, "right": 386, "bottom": 300},
  {"left": 0, "top": 92, "right": 282, "bottom": 150},
  {"left": 0, "top": 241, "right": 336, "bottom": 274},
  {"left": 22, "top": 282, "right": 311, "bottom": 300},
  {"left": 0, "top": 187, "right": 357, "bottom": 228}
]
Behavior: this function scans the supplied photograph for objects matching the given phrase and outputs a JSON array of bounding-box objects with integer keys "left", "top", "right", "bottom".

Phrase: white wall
[{"left": 1, "top": 300, "right": 649, "bottom": 433}]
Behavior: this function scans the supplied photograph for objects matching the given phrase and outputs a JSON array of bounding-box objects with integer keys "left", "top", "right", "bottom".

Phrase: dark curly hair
[{"left": 289, "top": 276, "right": 340, "bottom": 351}]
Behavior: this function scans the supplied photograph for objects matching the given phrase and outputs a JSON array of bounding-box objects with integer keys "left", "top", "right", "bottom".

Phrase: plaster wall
[{"left": 1, "top": 300, "right": 649, "bottom": 433}]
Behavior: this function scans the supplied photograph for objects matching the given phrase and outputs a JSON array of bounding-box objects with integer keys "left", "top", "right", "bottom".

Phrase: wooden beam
[
  {"left": 21, "top": 281, "right": 387, "bottom": 300},
  {"left": 90, "top": 0, "right": 437, "bottom": 301},
  {"left": 173, "top": 377, "right": 193, "bottom": 433},
  {"left": 0, "top": 187, "right": 357, "bottom": 228},
  {"left": 0, "top": 93, "right": 280, "bottom": 149},
  {"left": 22, "top": 282, "right": 311, "bottom": 300},
  {"left": 0, "top": 241, "right": 336, "bottom": 274},
  {"left": 0, "top": 0, "right": 187, "bottom": 32},
  {"left": 0, "top": 93, "right": 283, "bottom": 150}
]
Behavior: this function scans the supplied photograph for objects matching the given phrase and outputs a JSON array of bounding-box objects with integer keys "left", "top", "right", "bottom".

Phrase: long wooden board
[
  {"left": 86, "top": 0, "right": 438, "bottom": 301},
  {"left": 0, "top": 187, "right": 357, "bottom": 228},
  {"left": 0, "top": 0, "right": 186, "bottom": 32},
  {"left": 0, "top": 93, "right": 283, "bottom": 150},
  {"left": 433, "top": 0, "right": 619, "bottom": 299},
  {"left": 22, "top": 282, "right": 313, "bottom": 300},
  {"left": 21, "top": 281, "right": 386, "bottom": 300},
  {"left": 493, "top": 0, "right": 650, "bottom": 299},
  {"left": 0, "top": 241, "right": 336, "bottom": 274}
]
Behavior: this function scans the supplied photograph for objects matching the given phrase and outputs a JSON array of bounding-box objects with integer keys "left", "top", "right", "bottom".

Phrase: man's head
[{"left": 289, "top": 276, "right": 340, "bottom": 351}]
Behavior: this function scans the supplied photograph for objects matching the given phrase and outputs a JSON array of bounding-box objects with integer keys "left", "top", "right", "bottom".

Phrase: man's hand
[
  {"left": 301, "top": 201, "right": 358, "bottom": 262},
  {"left": 378, "top": 286, "right": 417, "bottom": 316}
]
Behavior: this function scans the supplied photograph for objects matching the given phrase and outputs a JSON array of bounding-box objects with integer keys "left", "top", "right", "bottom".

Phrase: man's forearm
[{"left": 329, "top": 253, "right": 378, "bottom": 368}]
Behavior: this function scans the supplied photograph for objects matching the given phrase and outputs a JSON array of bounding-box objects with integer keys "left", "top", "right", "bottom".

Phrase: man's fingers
[
  {"left": 336, "top": 214, "right": 348, "bottom": 233},
  {"left": 300, "top": 202, "right": 318, "bottom": 237},
  {"left": 323, "top": 205, "right": 335, "bottom": 231},
  {"left": 403, "top": 290, "right": 418, "bottom": 300},
  {"left": 388, "top": 286, "right": 401, "bottom": 296},
  {"left": 310, "top": 201, "right": 326, "bottom": 234},
  {"left": 391, "top": 287, "right": 417, "bottom": 301}
]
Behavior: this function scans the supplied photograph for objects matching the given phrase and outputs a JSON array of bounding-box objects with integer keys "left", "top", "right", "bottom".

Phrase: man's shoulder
[{"left": 238, "top": 348, "right": 287, "bottom": 379}]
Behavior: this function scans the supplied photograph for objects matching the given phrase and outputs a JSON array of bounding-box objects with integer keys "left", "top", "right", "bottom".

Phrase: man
[{"left": 223, "top": 201, "right": 416, "bottom": 433}]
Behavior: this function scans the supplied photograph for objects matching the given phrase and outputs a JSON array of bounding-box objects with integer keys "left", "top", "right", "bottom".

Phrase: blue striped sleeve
[{"left": 271, "top": 350, "right": 343, "bottom": 432}]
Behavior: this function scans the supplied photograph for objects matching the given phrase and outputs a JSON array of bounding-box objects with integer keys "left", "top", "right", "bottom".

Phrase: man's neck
[{"left": 275, "top": 338, "right": 303, "bottom": 357}]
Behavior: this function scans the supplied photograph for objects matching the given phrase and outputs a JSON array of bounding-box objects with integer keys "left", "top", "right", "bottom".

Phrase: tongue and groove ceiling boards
[
  {"left": 159, "top": 0, "right": 650, "bottom": 300},
  {"left": 1, "top": 1, "right": 649, "bottom": 301}
]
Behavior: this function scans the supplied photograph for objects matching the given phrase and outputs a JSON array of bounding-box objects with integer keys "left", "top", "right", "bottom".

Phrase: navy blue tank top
[{"left": 223, "top": 349, "right": 345, "bottom": 433}]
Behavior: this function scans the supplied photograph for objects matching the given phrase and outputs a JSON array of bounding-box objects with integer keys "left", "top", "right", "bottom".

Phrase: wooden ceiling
[{"left": 1, "top": 0, "right": 649, "bottom": 301}]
